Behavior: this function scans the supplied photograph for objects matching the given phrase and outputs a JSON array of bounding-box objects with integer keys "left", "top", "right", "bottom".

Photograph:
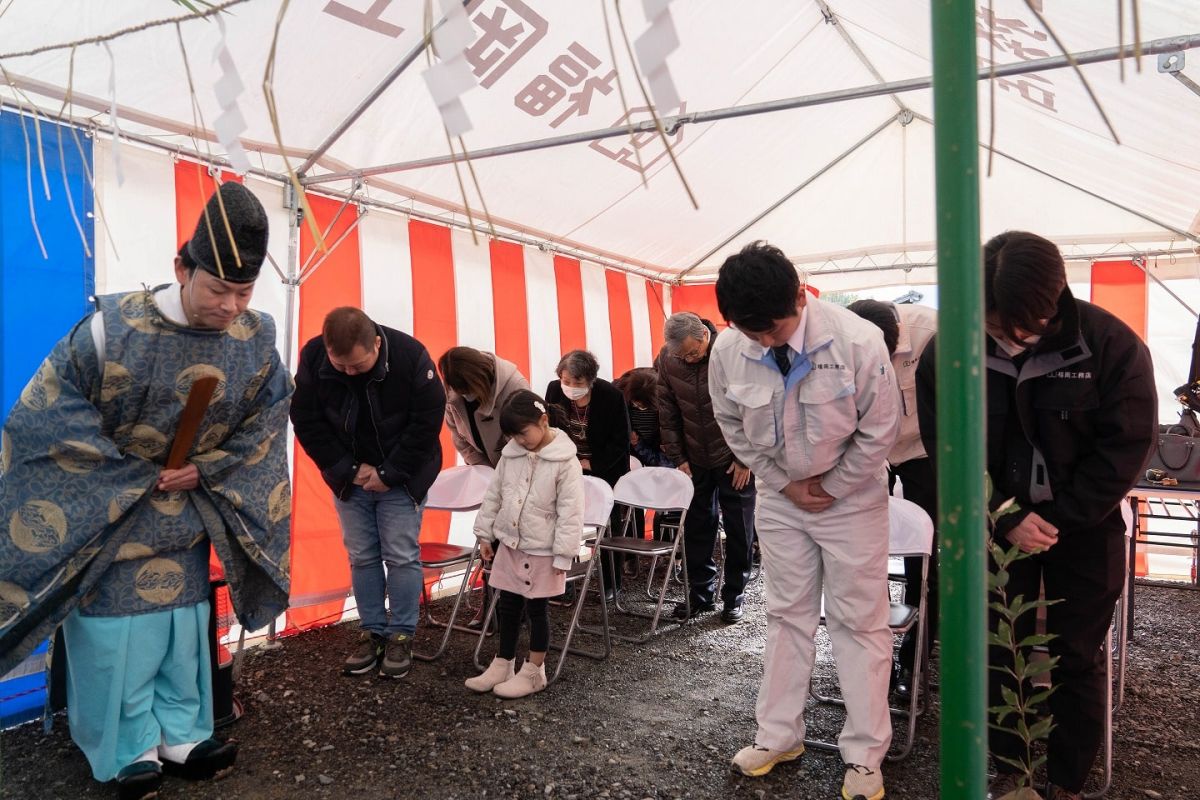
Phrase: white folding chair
[
  {"left": 412, "top": 465, "right": 494, "bottom": 662},
  {"left": 580, "top": 467, "right": 695, "bottom": 643},
  {"left": 472, "top": 476, "right": 615, "bottom": 683},
  {"left": 806, "top": 496, "right": 934, "bottom": 761}
]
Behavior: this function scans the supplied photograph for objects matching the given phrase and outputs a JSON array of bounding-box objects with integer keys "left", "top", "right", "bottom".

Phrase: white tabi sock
[
  {"left": 158, "top": 740, "right": 201, "bottom": 764},
  {"left": 134, "top": 746, "right": 161, "bottom": 765}
]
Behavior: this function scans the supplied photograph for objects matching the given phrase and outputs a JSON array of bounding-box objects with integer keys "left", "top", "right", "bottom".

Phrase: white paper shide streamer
[
  {"left": 634, "top": 0, "right": 681, "bottom": 112},
  {"left": 103, "top": 42, "right": 125, "bottom": 186},
  {"left": 421, "top": 0, "right": 478, "bottom": 137},
  {"left": 212, "top": 17, "right": 252, "bottom": 174}
]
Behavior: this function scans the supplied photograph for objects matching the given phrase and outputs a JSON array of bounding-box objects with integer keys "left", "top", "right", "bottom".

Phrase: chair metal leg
[
  {"left": 549, "top": 557, "right": 612, "bottom": 685},
  {"left": 609, "top": 524, "right": 690, "bottom": 644},
  {"left": 1114, "top": 575, "right": 1129, "bottom": 714},
  {"left": 471, "top": 589, "right": 502, "bottom": 671},
  {"left": 413, "top": 547, "right": 480, "bottom": 662}
]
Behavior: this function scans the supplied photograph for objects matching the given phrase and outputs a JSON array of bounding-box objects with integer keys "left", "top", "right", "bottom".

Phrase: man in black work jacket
[
  {"left": 291, "top": 307, "right": 446, "bottom": 680},
  {"left": 916, "top": 231, "right": 1156, "bottom": 800}
]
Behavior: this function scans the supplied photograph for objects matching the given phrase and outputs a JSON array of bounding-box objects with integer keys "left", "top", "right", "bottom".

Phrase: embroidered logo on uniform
[
  {"left": 1046, "top": 370, "right": 1093, "bottom": 379},
  {"left": 427, "top": 369, "right": 434, "bottom": 380},
  {"left": 880, "top": 365, "right": 886, "bottom": 375},
  {"left": 814, "top": 363, "right": 847, "bottom": 371}
]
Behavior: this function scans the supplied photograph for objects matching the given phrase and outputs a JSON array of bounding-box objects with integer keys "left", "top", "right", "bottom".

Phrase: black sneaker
[
  {"left": 671, "top": 600, "right": 716, "bottom": 620},
  {"left": 720, "top": 602, "right": 744, "bottom": 624},
  {"left": 343, "top": 631, "right": 384, "bottom": 675},
  {"left": 379, "top": 633, "right": 412, "bottom": 679}
]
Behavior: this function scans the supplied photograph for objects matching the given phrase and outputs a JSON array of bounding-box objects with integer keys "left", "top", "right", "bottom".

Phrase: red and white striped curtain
[{"left": 93, "top": 143, "right": 671, "bottom": 632}]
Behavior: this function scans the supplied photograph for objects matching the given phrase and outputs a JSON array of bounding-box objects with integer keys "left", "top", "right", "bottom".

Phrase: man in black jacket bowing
[
  {"left": 916, "top": 231, "right": 1155, "bottom": 800},
  {"left": 291, "top": 307, "right": 446, "bottom": 679}
]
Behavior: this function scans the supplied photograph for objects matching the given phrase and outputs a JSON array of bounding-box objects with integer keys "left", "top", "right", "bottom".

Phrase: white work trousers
[{"left": 753, "top": 477, "right": 893, "bottom": 768}]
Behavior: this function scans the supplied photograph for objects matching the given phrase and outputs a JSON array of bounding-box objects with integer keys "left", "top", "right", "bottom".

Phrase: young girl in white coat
[{"left": 466, "top": 390, "right": 584, "bottom": 698}]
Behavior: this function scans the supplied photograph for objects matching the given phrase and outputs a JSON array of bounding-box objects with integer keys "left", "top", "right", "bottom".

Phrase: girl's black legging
[{"left": 497, "top": 590, "right": 549, "bottom": 660}]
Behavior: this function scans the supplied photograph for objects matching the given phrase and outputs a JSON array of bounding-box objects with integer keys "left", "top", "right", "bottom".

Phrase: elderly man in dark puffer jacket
[{"left": 656, "top": 312, "right": 757, "bottom": 623}]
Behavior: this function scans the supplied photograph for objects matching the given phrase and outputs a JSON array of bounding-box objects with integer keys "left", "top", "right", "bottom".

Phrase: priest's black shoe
[
  {"left": 116, "top": 761, "right": 162, "bottom": 800},
  {"left": 162, "top": 738, "right": 238, "bottom": 781}
]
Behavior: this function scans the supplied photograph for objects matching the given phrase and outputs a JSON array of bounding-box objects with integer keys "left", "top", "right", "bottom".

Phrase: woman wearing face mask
[
  {"left": 438, "top": 347, "right": 531, "bottom": 468},
  {"left": 546, "top": 350, "right": 631, "bottom": 596}
]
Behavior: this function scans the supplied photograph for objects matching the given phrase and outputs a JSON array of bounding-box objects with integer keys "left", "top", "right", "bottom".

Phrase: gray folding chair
[
  {"left": 806, "top": 496, "right": 934, "bottom": 761},
  {"left": 472, "top": 476, "right": 614, "bottom": 684},
  {"left": 580, "top": 467, "right": 695, "bottom": 644},
  {"left": 412, "top": 464, "right": 493, "bottom": 662}
]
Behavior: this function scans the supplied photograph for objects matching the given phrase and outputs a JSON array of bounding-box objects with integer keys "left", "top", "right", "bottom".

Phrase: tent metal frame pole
[
  {"left": 301, "top": 33, "right": 1200, "bottom": 186},
  {"left": 908, "top": 111, "right": 1200, "bottom": 245},
  {"left": 263, "top": 181, "right": 304, "bottom": 648},
  {"left": 931, "top": 2, "right": 988, "bottom": 797},
  {"left": 674, "top": 113, "right": 900, "bottom": 280},
  {"left": 772, "top": 247, "right": 1196, "bottom": 278},
  {"left": 815, "top": 0, "right": 911, "bottom": 115},
  {"left": 295, "top": 11, "right": 452, "bottom": 176}
]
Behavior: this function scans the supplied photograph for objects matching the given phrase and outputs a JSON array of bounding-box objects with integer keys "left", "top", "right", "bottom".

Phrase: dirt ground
[{"left": 2, "top": 578, "right": 1197, "bottom": 800}]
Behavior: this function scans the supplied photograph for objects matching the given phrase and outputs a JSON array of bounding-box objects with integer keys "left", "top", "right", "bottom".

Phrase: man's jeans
[{"left": 334, "top": 486, "right": 424, "bottom": 637}]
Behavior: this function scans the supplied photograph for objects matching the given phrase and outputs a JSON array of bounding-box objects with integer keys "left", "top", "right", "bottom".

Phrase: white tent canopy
[{"left": 1, "top": 0, "right": 1198, "bottom": 286}]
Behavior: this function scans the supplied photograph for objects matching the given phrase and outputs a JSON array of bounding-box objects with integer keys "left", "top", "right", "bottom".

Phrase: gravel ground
[{"left": 2, "top": 579, "right": 1197, "bottom": 800}]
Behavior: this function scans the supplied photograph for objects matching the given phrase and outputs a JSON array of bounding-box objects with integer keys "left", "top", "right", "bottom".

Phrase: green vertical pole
[{"left": 931, "top": 1, "right": 987, "bottom": 798}]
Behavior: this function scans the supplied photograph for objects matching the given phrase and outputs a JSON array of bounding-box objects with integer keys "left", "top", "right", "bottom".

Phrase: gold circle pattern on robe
[
  {"left": 10, "top": 500, "right": 68, "bottom": 554},
  {"left": 101, "top": 362, "right": 135, "bottom": 402},
  {"left": 107, "top": 488, "right": 145, "bottom": 523},
  {"left": 118, "top": 292, "right": 165, "bottom": 335},
  {"left": 174, "top": 364, "right": 228, "bottom": 405},
  {"left": 134, "top": 558, "right": 185, "bottom": 605},
  {"left": 49, "top": 440, "right": 104, "bottom": 474},
  {"left": 197, "top": 423, "right": 229, "bottom": 453},
  {"left": 0, "top": 581, "right": 30, "bottom": 627},
  {"left": 149, "top": 491, "right": 188, "bottom": 517},
  {"left": 226, "top": 313, "right": 263, "bottom": 342},
  {"left": 115, "top": 542, "right": 156, "bottom": 562},
  {"left": 19, "top": 360, "right": 60, "bottom": 411},
  {"left": 268, "top": 480, "right": 291, "bottom": 523},
  {"left": 118, "top": 424, "right": 168, "bottom": 461}
]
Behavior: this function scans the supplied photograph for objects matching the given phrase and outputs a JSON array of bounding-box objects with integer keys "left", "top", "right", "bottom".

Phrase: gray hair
[
  {"left": 556, "top": 350, "right": 599, "bottom": 383},
  {"left": 664, "top": 312, "right": 708, "bottom": 349}
]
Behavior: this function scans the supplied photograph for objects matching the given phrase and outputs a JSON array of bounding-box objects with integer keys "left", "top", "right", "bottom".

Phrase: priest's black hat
[{"left": 183, "top": 182, "right": 269, "bottom": 283}]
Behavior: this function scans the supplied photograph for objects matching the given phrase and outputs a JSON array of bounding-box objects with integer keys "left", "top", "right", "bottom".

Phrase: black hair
[
  {"left": 848, "top": 299, "right": 900, "bottom": 356},
  {"left": 715, "top": 241, "right": 801, "bottom": 332},
  {"left": 499, "top": 389, "right": 550, "bottom": 437},
  {"left": 984, "top": 231, "right": 1066, "bottom": 341},
  {"left": 614, "top": 367, "right": 657, "bottom": 407},
  {"left": 178, "top": 241, "right": 198, "bottom": 272}
]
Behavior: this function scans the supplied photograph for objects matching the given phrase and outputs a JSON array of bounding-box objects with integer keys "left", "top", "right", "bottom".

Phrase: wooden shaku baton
[{"left": 165, "top": 375, "right": 219, "bottom": 470}]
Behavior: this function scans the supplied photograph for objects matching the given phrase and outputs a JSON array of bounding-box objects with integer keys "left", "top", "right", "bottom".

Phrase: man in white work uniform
[{"left": 708, "top": 242, "right": 899, "bottom": 800}]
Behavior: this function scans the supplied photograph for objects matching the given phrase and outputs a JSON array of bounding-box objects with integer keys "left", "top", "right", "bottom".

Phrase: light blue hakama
[{"left": 62, "top": 601, "right": 213, "bottom": 782}]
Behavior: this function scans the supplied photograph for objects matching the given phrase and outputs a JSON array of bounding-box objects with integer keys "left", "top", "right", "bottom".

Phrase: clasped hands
[
  {"left": 354, "top": 463, "right": 389, "bottom": 492},
  {"left": 782, "top": 475, "right": 836, "bottom": 513}
]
